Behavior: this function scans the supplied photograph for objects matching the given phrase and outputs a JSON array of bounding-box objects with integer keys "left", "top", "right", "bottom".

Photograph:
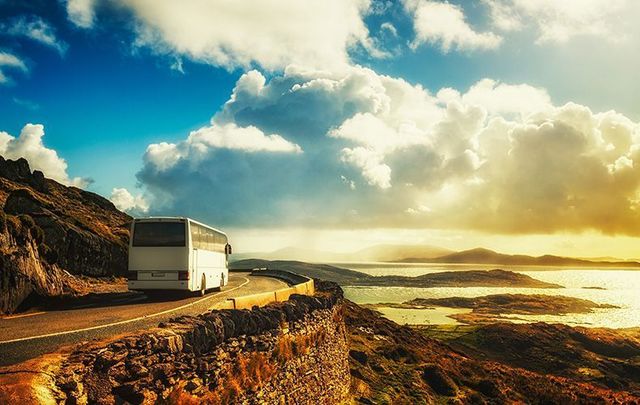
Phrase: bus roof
[{"left": 133, "top": 217, "right": 227, "bottom": 236}]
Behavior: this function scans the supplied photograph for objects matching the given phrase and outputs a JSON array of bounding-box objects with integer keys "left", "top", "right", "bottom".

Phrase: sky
[{"left": 1, "top": 0, "right": 640, "bottom": 258}]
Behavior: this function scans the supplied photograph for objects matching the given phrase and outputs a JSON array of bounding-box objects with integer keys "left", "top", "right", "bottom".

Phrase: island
[
  {"left": 232, "top": 259, "right": 563, "bottom": 289},
  {"left": 374, "top": 294, "right": 617, "bottom": 324}
]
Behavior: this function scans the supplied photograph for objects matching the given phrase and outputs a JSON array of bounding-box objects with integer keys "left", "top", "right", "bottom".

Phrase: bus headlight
[{"left": 178, "top": 271, "right": 190, "bottom": 280}]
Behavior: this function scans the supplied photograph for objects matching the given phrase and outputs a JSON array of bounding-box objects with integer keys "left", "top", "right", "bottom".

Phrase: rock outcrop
[
  {"left": 0, "top": 156, "right": 131, "bottom": 313},
  {"left": 0, "top": 213, "right": 75, "bottom": 314},
  {"left": 449, "top": 322, "right": 640, "bottom": 395},
  {"left": 345, "top": 300, "right": 640, "bottom": 403}
]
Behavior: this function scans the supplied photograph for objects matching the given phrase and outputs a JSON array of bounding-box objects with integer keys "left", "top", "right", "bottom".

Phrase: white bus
[{"left": 127, "top": 217, "right": 232, "bottom": 296}]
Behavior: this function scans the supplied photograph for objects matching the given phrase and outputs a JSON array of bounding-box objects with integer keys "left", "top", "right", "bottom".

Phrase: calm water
[{"left": 338, "top": 263, "right": 640, "bottom": 328}]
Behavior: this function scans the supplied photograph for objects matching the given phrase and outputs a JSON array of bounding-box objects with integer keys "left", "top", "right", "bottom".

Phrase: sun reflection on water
[{"left": 341, "top": 264, "right": 640, "bottom": 329}]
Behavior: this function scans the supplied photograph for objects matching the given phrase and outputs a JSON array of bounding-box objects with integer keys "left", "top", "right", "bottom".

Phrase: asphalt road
[{"left": 0, "top": 273, "right": 287, "bottom": 366}]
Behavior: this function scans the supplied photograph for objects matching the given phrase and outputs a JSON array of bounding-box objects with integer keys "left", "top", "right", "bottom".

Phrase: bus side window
[
  {"left": 213, "top": 232, "right": 219, "bottom": 252},
  {"left": 207, "top": 231, "right": 214, "bottom": 251},
  {"left": 217, "top": 233, "right": 225, "bottom": 253},
  {"left": 192, "top": 224, "right": 201, "bottom": 249}
]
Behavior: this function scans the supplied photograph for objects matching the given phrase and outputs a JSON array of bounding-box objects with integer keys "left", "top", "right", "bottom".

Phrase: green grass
[{"left": 411, "top": 324, "right": 479, "bottom": 341}]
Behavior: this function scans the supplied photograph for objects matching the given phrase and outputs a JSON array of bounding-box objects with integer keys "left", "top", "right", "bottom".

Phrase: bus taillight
[
  {"left": 127, "top": 271, "right": 137, "bottom": 280},
  {"left": 178, "top": 271, "right": 190, "bottom": 280}
]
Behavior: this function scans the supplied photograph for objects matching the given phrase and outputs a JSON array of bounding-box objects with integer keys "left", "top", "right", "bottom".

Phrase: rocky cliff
[{"left": 0, "top": 156, "right": 131, "bottom": 313}]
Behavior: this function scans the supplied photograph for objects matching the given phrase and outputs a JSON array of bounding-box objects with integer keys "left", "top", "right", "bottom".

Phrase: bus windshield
[{"left": 132, "top": 222, "right": 186, "bottom": 247}]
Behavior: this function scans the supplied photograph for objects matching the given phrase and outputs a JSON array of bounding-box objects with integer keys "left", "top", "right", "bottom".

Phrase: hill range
[{"left": 233, "top": 246, "right": 640, "bottom": 268}]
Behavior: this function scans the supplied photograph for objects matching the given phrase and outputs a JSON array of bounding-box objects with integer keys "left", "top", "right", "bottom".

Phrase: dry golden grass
[
  {"left": 165, "top": 383, "right": 201, "bottom": 405},
  {"left": 168, "top": 325, "right": 332, "bottom": 403},
  {"left": 202, "top": 351, "right": 276, "bottom": 403}
]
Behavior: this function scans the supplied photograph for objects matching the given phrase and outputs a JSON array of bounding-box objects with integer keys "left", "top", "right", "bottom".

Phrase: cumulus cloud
[
  {"left": 340, "top": 147, "right": 391, "bottom": 189},
  {"left": 0, "top": 52, "right": 27, "bottom": 84},
  {"left": 143, "top": 122, "right": 302, "bottom": 174},
  {"left": 444, "top": 105, "right": 640, "bottom": 234},
  {"left": 70, "top": 0, "right": 379, "bottom": 71},
  {"left": 484, "top": 0, "right": 632, "bottom": 44},
  {"left": 132, "top": 65, "right": 640, "bottom": 236},
  {"left": 0, "top": 124, "right": 91, "bottom": 188},
  {"left": 110, "top": 188, "right": 149, "bottom": 214},
  {"left": 66, "top": 0, "right": 96, "bottom": 28},
  {"left": 4, "top": 16, "right": 68, "bottom": 55},
  {"left": 439, "top": 79, "right": 552, "bottom": 117},
  {"left": 403, "top": 0, "right": 502, "bottom": 52}
]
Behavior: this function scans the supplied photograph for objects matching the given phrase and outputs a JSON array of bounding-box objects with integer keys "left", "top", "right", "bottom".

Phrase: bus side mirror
[{"left": 225, "top": 244, "right": 232, "bottom": 255}]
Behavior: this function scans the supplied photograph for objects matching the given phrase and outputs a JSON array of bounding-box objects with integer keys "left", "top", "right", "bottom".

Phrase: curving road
[{"left": 0, "top": 272, "right": 287, "bottom": 366}]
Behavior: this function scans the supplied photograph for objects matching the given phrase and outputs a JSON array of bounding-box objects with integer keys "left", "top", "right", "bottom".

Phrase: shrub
[
  {"left": 6, "top": 214, "right": 26, "bottom": 243},
  {"left": 18, "top": 214, "right": 35, "bottom": 229}
]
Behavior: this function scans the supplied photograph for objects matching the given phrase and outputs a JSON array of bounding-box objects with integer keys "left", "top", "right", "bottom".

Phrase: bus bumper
[{"left": 128, "top": 280, "right": 191, "bottom": 291}]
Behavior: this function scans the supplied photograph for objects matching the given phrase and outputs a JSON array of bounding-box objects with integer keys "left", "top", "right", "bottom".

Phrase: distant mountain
[
  {"left": 351, "top": 244, "right": 453, "bottom": 262},
  {"left": 231, "top": 244, "right": 453, "bottom": 263},
  {"left": 401, "top": 247, "right": 640, "bottom": 268},
  {"left": 231, "top": 247, "right": 344, "bottom": 262}
]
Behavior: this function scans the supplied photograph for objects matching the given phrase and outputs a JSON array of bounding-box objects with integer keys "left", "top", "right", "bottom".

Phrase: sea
[{"left": 336, "top": 263, "right": 640, "bottom": 329}]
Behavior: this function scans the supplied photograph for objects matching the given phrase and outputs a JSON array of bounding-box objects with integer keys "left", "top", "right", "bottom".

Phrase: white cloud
[
  {"left": 13, "top": 98, "right": 40, "bottom": 111},
  {"left": 66, "top": 0, "right": 97, "bottom": 28},
  {"left": 110, "top": 188, "right": 149, "bottom": 214},
  {"left": 380, "top": 22, "right": 398, "bottom": 37},
  {"left": 144, "top": 122, "right": 301, "bottom": 173},
  {"left": 216, "top": 65, "right": 488, "bottom": 190},
  {"left": 0, "top": 124, "right": 90, "bottom": 188},
  {"left": 482, "top": 0, "right": 523, "bottom": 32},
  {"left": 133, "top": 64, "right": 640, "bottom": 235},
  {"left": 485, "top": 0, "right": 631, "bottom": 44},
  {"left": 0, "top": 52, "right": 27, "bottom": 84},
  {"left": 439, "top": 79, "right": 552, "bottom": 117},
  {"left": 449, "top": 104, "right": 640, "bottom": 234},
  {"left": 341, "top": 147, "right": 391, "bottom": 189},
  {"left": 5, "top": 16, "right": 68, "bottom": 55},
  {"left": 403, "top": 0, "right": 503, "bottom": 52},
  {"left": 190, "top": 123, "right": 303, "bottom": 154},
  {"left": 341, "top": 175, "right": 357, "bottom": 190},
  {"left": 330, "top": 112, "right": 425, "bottom": 152},
  {"left": 107, "top": 0, "right": 378, "bottom": 71}
]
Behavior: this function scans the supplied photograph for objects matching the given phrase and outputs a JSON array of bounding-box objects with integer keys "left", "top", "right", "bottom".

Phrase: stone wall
[{"left": 54, "top": 281, "right": 350, "bottom": 404}]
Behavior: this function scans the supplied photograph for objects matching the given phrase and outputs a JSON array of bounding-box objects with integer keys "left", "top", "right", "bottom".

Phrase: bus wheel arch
[
  {"left": 199, "top": 275, "right": 206, "bottom": 296},
  {"left": 214, "top": 273, "right": 224, "bottom": 292}
]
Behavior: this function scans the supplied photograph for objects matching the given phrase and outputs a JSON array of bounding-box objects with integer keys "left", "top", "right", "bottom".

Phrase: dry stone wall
[{"left": 54, "top": 280, "right": 350, "bottom": 404}]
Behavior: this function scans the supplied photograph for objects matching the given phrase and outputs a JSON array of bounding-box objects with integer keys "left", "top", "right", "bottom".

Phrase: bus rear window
[{"left": 132, "top": 222, "right": 186, "bottom": 247}]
